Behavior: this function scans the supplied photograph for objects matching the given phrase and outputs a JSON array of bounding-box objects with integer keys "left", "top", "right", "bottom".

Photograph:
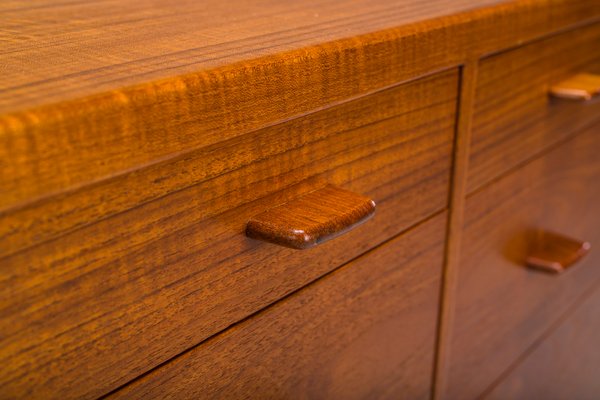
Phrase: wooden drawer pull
[
  {"left": 550, "top": 73, "right": 600, "bottom": 101},
  {"left": 526, "top": 230, "right": 591, "bottom": 273},
  {"left": 246, "top": 185, "right": 376, "bottom": 249}
]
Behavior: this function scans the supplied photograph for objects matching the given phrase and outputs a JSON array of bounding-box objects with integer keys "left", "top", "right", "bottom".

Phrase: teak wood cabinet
[{"left": 1, "top": 1, "right": 599, "bottom": 399}]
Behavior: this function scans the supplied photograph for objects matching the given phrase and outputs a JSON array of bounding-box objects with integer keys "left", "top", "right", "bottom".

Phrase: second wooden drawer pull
[
  {"left": 549, "top": 73, "right": 600, "bottom": 101},
  {"left": 526, "top": 230, "right": 591, "bottom": 273},
  {"left": 246, "top": 185, "right": 376, "bottom": 249}
]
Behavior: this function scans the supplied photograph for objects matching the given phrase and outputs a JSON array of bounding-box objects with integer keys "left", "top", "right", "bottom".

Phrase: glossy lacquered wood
[
  {"left": 0, "top": 71, "right": 456, "bottom": 399},
  {"left": 2, "top": 3, "right": 600, "bottom": 399},
  {"left": 486, "top": 283, "right": 600, "bottom": 399},
  {"left": 550, "top": 73, "right": 600, "bottom": 100},
  {"left": 109, "top": 213, "right": 447, "bottom": 400},
  {"left": 446, "top": 124, "right": 600, "bottom": 399},
  {"left": 0, "top": 0, "right": 509, "bottom": 113},
  {"left": 526, "top": 230, "right": 591, "bottom": 273},
  {"left": 0, "top": 69, "right": 457, "bottom": 260},
  {"left": 1, "top": 1, "right": 598, "bottom": 216},
  {"left": 468, "top": 22, "right": 600, "bottom": 193},
  {"left": 247, "top": 185, "right": 376, "bottom": 249}
]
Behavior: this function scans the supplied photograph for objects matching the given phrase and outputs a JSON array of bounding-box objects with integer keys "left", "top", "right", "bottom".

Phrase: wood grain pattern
[
  {"left": 0, "top": 71, "right": 457, "bottom": 399},
  {"left": 2, "top": 0, "right": 598, "bottom": 113},
  {"left": 486, "top": 282, "right": 600, "bottom": 400},
  {"left": 246, "top": 185, "right": 376, "bottom": 249},
  {"left": 0, "top": 0, "right": 503, "bottom": 113},
  {"left": 0, "top": 68, "right": 456, "bottom": 257},
  {"left": 468, "top": 22, "right": 600, "bottom": 193},
  {"left": 550, "top": 73, "right": 600, "bottom": 100},
  {"left": 445, "top": 123, "right": 600, "bottom": 399},
  {"left": 525, "top": 230, "right": 591, "bottom": 273},
  {"left": 2, "top": 3, "right": 600, "bottom": 399},
  {"left": 1, "top": 1, "right": 599, "bottom": 214},
  {"left": 0, "top": 69, "right": 456, "bottom": 259},
  {"left": 108, "top": 212, "right": 447, "bottom": 400}
]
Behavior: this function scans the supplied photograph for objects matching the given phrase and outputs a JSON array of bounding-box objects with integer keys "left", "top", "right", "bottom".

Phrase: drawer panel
[
  {"left": 487, "top": 283, "right": 600, "bottom": 399},
  {"left": 468, "top": 22, "right": 600, "bottom": 193},
  {"left": 1, "top": 68, "right": 457, "bottom": 258},
  {"left": 447, "top": 123, "right": 600, "bottom": 399},
  {"left": 109, "top": 213, "right": 447, "bottom": 399},
  {"left": 0, "top": 70, "right": 457, "bottom": 399}
]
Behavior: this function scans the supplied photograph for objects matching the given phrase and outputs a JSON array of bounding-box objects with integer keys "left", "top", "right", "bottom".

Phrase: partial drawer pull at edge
[
  {"left": 549, "top": 73, "right": 600, "bottom": 101},
  {"left": 526, "top": 230, "right": 591, "bottom": 273}
]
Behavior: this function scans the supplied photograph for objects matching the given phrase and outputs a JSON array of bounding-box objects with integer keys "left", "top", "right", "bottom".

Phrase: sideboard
[{"left": 1, "top": 0, "right": 599, "bottom": 398}]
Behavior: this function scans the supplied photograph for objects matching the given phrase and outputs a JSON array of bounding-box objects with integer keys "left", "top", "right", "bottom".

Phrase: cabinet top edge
[{"left": 1, "top": 0, "right": 599, "bottom": 116}]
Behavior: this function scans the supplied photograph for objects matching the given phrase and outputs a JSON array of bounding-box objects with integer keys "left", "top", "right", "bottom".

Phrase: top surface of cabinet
[
  {"left": 0, "top": 0, "right": 498, "bottom": 112},
  {"left": 2, "top": 0, "right": 599, "bottom": 217},
  {"left": 1, "top": 0, "right": 599, "bottom": 114}
]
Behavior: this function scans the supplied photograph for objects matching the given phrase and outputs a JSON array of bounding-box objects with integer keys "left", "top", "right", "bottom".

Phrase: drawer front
[
  {"left": 447, "top": 123, "right": 600, "bottom": 399},
  {"left": 468, "top": 22, "right": 600, "bottom": 193},
  {"left": 109, "top": 213, "right": 447, "bottom": 399},
  {"left": 486, "top": 284, "right": 600, "bottom": 400},
  {"left": 0, "top": 71, "right": 457, "bottom": 399}
]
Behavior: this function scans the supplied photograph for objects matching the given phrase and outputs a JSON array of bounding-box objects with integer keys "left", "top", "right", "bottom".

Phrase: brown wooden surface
[
  {"left": 2, "top": 0, "right": 598, "bottom": 114},
  {"left": 1, "top": 1, "right": 599, "bottom": 214},
  {"left": 0, "top": 68, "right": 456, "bottom": 259},
  {"left": 468, "top": 22, "right": 600, "bottom": 193},
  {"left": 0, "top": 71, "right": 456, "bottom": 399},
  {"left": 485, "top": 282, "right": 600, "bottom": 400},
  {"left": 550, "top": 73, "right": 600, "bottom": 100},
  {"left": 2, "top": 2, "right": 600, "bottom": 399},
  {"left": 246, "top": 185, "right": 376, "bottom": 249},
  {"left": 432, "top": 60, "right": 479, "bottom": 400},
  {"left": 109, "top": 212, "right": 447, "bottom": 400},
  {"left": 445, "top": 123, "right": 600, "bottom": 399},
  {"left": 0, "top": 0, "right": 505, "bottom": 113}
]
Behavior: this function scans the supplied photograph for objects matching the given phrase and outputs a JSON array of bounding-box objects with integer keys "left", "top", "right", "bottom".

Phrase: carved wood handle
[
  {"left": 246, "top": 185, "right": 376, "bottom": 249},
  {"left": 526, "top": 230, "right": 591, "bottom": 273},
  {"left": 550, "top": 73, "right": 600, "bottom": 101}
]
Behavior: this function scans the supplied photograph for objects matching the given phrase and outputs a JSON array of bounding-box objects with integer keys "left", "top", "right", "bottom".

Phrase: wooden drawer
[
  {"left": 447, "top": 123, "right": 600, "bottom": 399},
  {"left": 486, "top": 283, "right": 600, "bottom": 399},
  {"left": 109, "top": 212, "right": 447, "bottom": 399},
  {"left": 0, "top": 70, "right": 457, "bottom": 399},
  {"left": 468, "top": 22, "right": 600, "bottom": 193}
]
